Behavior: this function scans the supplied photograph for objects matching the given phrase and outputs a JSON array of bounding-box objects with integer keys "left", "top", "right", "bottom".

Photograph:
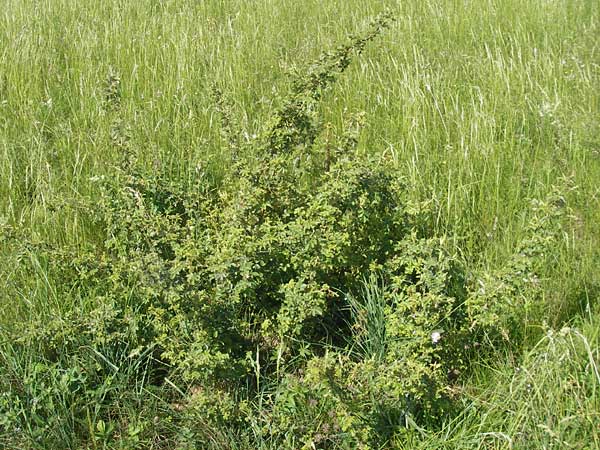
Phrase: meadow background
[{"left": 0, "top": 0, "right": 598, "bottom": 448}]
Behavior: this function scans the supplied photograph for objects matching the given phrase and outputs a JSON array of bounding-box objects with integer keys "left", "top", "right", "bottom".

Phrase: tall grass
[
  {"left": 1, "top": 0, "right": 598, "bottom": 448},
  {"left": 394, "top": 313, "right": 600, "bottom": 449}
]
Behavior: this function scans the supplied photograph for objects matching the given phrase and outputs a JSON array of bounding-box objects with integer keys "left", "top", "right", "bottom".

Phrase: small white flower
[{"left": 431, "top": 331, "right": 442, "bottom": 344}]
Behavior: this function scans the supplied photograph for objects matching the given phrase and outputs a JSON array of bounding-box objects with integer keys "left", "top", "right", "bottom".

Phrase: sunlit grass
[{"left": 0, "top": 0, "right": 598, "bottom": 448}]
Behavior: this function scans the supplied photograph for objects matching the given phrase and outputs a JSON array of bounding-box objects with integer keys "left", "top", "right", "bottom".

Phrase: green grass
[
  {"left": 1, "top": 0, "right": 598, "bottom": 448},
  {"left": 393, "top": 312, "right": 600, "bottom": 449}
]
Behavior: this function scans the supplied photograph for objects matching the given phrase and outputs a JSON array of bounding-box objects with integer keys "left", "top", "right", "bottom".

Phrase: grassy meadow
[{"left": 1, "top": 0, "right": 598, "bottom": 448}]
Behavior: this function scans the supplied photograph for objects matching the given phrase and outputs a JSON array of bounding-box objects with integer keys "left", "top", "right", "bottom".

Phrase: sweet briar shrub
[{"left": 0, "top": 12, "right": 569, "bottom": 449}]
